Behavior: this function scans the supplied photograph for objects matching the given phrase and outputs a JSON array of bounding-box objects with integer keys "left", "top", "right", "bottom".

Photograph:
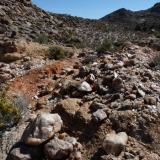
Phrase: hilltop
[{"left": 101, "top": 3, "right": 160, "bottom": 32}]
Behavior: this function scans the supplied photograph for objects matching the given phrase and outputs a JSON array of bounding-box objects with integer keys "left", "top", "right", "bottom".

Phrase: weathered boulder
[
  {"left": 103, "top": 132, "right": 128, "bottom": 156},
  {"left": 44, "top": 136, "right": 82, "bottom": 160},
  {"left": 23, "top": 113, "right": 63, "bottom": 145}
]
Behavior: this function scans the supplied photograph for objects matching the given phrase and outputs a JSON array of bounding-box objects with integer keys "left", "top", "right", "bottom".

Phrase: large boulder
[{"left": 23, "top": 113, "right": 63, "bottom": 145}]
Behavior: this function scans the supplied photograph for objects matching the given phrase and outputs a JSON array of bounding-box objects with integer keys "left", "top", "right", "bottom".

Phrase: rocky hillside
[
  {"left": 1, "top": 0, "right": 158, "bottom": 49},
  {"left": 0, "top": 0, "right": 160, "bottom": 160}
]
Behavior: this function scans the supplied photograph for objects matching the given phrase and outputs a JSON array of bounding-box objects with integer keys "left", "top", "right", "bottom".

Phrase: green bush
[
  {"left": 0, "top": 92, "right": 21, "bottom": 131},
  {"left": 96, "top": 39, "right": 114, "bottom": 53},
  {"left": 68, "top": 38, "right": 87, "bottom": 49},
  {"left": 48, "top": 46, "right": 67, "bottom": 60},
  {"left": 34, "top": 34, "right": 49, "bottom": 44}
]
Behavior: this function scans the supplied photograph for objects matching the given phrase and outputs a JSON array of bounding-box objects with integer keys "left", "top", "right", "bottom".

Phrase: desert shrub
[
  {"left": 96, "top": 39, "right": 114, "bottom": 53},
  {"left": 0, "top": 91, "right": 21, "bottom": 131},
  {"left": 61, "top": 30, "right": 87, "bottom": 49},
  {"left": 13, "top": 93, "right": 29, "bottom": 114},
  {"left": 48, "top": 46, "right": 67, "bottom": 60},
  {"left": 151, "top": 53, "right": 160, "bottom": 67},
  {"left": 68, "top": 38, "right": 87, "bottom": 49},
  {"left": 34, "top": 34, "right": 49, "bottom": 44},
  {"left": 154, "top": 31, "right": 160, "bottom": 38}
]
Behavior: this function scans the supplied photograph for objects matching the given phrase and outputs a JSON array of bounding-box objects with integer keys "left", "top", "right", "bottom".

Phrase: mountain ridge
[{"left": 100, "top": 2, "right": 160, "bottom": 31}]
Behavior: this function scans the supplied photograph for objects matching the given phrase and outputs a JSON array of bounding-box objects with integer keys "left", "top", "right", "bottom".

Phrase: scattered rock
[
  {"left": 103, "top": 132, "right": 128, "bottom": 156},
  {"left": 92, "top": 109, "right": 107, "bottom": 122},
  {"left": 90, "top": 101, "right": 106, "bottom": 112},
  {"left": 112, "top": 77, "right": 123, "bottom": 91},
  {"left": 144, "top": 96, "right": 157, "bottom": 105},
  {"left": 78, "top": 81, "right": 92, "bottom": 92},
  {"left": 137, "top": 88, "right": 146, "bottom": 97}
]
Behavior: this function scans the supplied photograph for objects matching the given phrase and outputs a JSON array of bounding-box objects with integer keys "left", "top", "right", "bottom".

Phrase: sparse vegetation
[
  {"left": 0, "top": 91, "right": 21, "bottom": 131},
  {"left": 154, "top": 31, "right": 160, "bottom": 38},
  {"left": 96, "top": 39, "right": 125, "bottom": 53},
  {"left": 48, "top": 46, "right": 68, "bottom": 60},
  {"left": 34, "top": 34, "right": 49, "bottom": 44},
  {"left": 96, "top": 39, "right": 114, "bottom": 53},
  {"left": 67, "top": 37, "right": 87, "bottom": 49}
]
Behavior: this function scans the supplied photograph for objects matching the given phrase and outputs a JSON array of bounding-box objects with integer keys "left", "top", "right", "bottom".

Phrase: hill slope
[{"left": 0, "top": 0, "right": 157, "bottom": 49}]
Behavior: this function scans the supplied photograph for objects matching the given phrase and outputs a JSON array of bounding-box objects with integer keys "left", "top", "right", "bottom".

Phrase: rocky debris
[
  {"left": 103, "top": 132, "right": 128, "bottom": 156},
  {"left": 0, "top": 0, "right": 159, "bottom": 160},
  {"left": 1, "top": 40, "right": 160, "bottom": 160},
  {"left": 23, "top": 113, "right": 63, "bottom": 145}
]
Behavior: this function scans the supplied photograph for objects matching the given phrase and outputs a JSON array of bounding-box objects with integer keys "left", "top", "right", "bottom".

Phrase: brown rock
[
  {"left": 144, "top": 96, "right": 157, "bottom": 105},
  {"left": 55, "top": 98, "right": 81, "bottom": 120},
  {"left": 103, "top": 132, "right": 128, "bottom": 156}
]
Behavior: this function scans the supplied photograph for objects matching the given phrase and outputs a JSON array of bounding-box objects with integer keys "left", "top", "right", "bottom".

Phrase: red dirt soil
[{"left": 7, "top": 59, "right": 76, "bottom": 104}]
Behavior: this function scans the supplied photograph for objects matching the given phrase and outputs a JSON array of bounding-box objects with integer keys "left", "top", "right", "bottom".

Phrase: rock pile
[{"left": 8, "top": 113, "right": 82, "bottom": 160}]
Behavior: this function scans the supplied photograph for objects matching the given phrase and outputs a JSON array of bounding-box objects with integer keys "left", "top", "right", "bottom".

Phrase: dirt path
[{"left": 7, "top": 58, "right": 77, "bottom": 104}]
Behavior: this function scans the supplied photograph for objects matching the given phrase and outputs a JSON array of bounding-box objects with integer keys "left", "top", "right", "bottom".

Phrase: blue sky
[{"left": 32, "top": 0, "right": 160, "bottom": 19}]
